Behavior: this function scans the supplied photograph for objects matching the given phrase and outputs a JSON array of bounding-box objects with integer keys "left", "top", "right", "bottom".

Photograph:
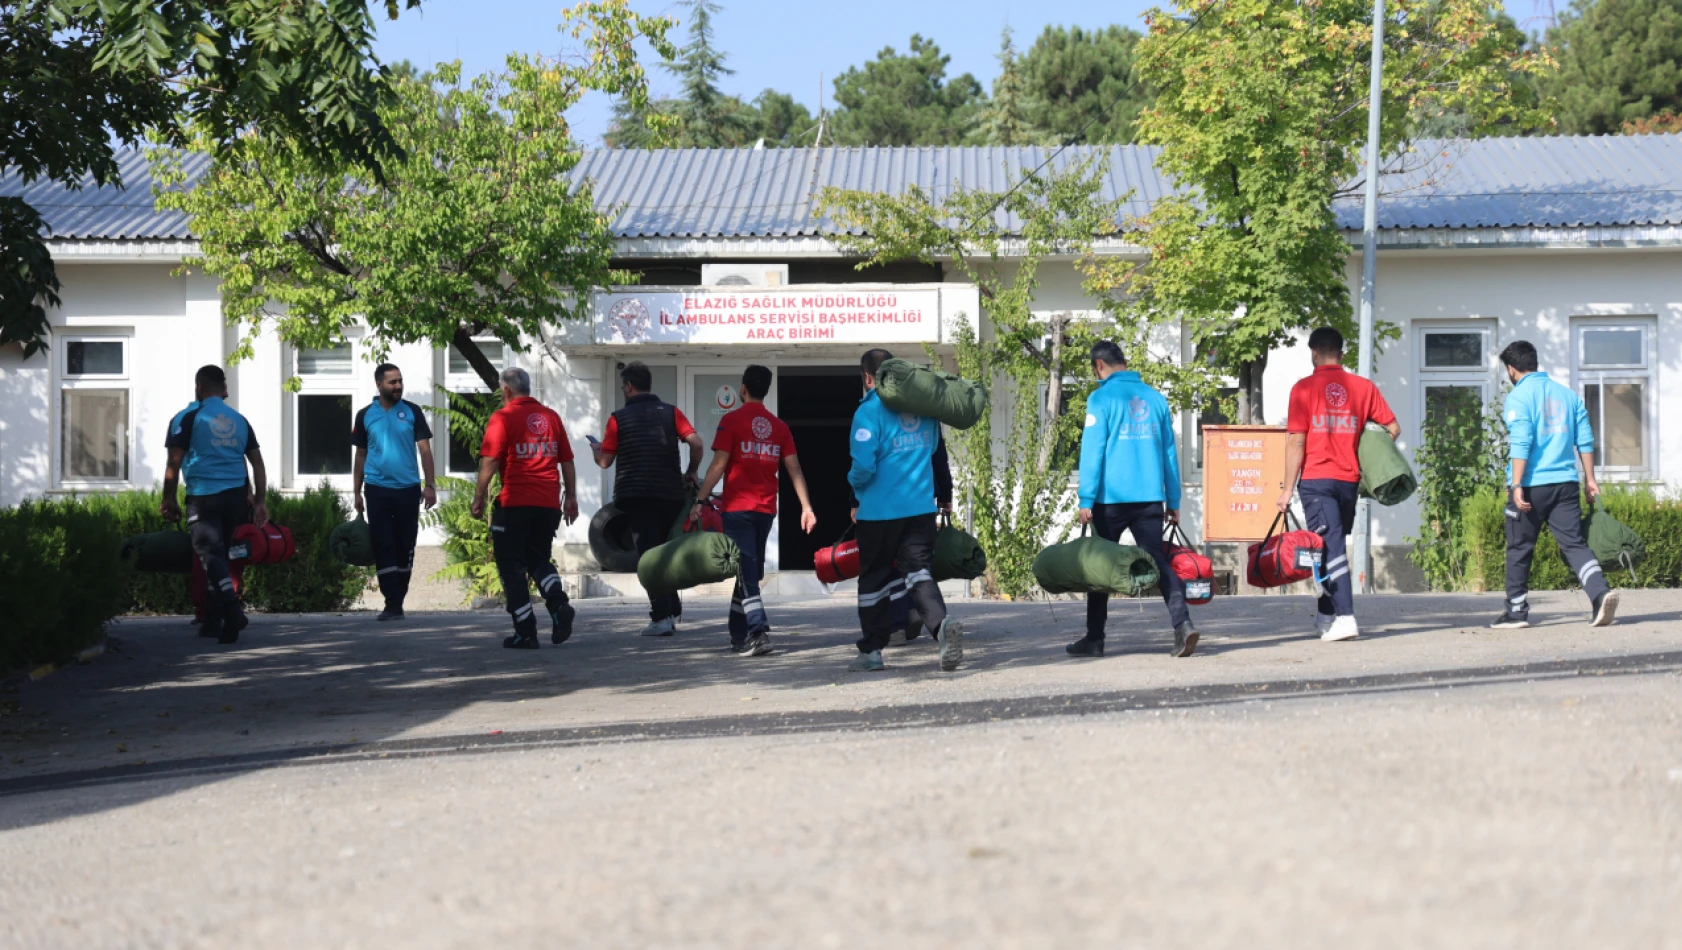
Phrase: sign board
[
  {"left": 592, "top": 286, "right": 956, "bottom": 346},
  {"left": 1202, "top": 425, "right": 1290, "bottom": 542}
]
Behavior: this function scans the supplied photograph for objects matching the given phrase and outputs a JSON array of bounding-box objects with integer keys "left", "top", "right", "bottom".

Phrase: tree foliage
[
  {"left": 155, "top": 2, "right": 677, "bottom": 390},
  {"left": 1018, "top": 25, "right": 1153, "bottom": 145},
  {"left": 0, "top": 0, "right": 422, "bottom": 357},
  {"left": 983, "top": 26, "right": 1033, "bottom": 146},
  {"left": 829, "top": 35, "right": 986, "bottom": 146},
  {"left": 821, "top": 158, "right": 1223, "bottom": 597},
  {"left": 1133, "top": 0, "right": 1552, "bottom": 422},
  {"left": 1542, "top": 0, "right": 1682, "bottom": 134}
]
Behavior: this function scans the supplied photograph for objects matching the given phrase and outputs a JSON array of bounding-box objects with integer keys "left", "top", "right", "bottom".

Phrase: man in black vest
[{"left": 591, "top": 362, "right": 704, "bottom": 636}]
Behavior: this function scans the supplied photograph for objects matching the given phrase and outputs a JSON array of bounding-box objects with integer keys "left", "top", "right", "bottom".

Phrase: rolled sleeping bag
[
  {"left": 931, "top": 517, "right": 987, "bottom": 581},
  {"left": 587, "top": 503, "right": 641, "bottom": 573},
  {"left": 1357, "top": 424, "right": 1417, "bottom": 506},
  {"left": 874, "top": 357, "right": 988, "bottom": 430},
  {"left": 121, "top": 529, "right": 194, "bottom": 574},
  {"left": 814, "top": 537, "right": 861, "bottom": 585},
  {"left": 1032, "top": 532, "right": 1159, "bottom": 596},
  {"left": 637, "top": 531, "right": 742, "bottom": 595},
  {"left": 329, "top": 516, "right": 376, "bottom": 567}
]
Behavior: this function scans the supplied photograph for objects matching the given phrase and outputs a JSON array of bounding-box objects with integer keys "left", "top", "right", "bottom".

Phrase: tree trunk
[
  {"left": 1236, "top": 351, "right": 1268, "bottom": 424},
  {"left": 451, "top": 325, "right": 503, "bottom": 391}
]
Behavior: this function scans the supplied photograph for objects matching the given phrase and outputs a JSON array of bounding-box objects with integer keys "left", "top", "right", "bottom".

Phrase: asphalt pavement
[{"left": 2, "top": 589, "right": 1679, "bottom": 948}]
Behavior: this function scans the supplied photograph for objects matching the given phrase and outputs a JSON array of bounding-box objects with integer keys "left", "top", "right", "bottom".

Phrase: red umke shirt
[
  {"left": 1286, "top": 365, "right": 1396, "bottom": 482},
  {"left": 712, "top": 403, "right": 796, "bottom": 514},
  {"left": 480, "top": 396, "right": 573, "bottom": 509}
]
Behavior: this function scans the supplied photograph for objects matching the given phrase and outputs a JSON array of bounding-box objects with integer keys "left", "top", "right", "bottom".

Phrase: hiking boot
[
  {"left": 503, "top": 634, "right": 539, "bottom": 650},
  {"left": 1591, "top": 590, "right": 1620, "bottom": 628},
  {"left": 1065, "top": 635, "right": 1105, "bottom": 657},
  {"left": 936, "top": 618, "right": 964, "bottom": 671},
  {"left": 550, "top": 602, "right": 576, "bottom": 644},
  {"left": 1172, "top": 621, "right": 1200, "bottom": 658},
  {"left": 847, "top": 650, "right": 885, "bottom": 673},
  {"left": 377, "top": 606, "right": 405, "bottom": 622},
  {"left": 639, "top": 617, "right": 676, "bottom": 637},
  {"left": 218, "top": 610, "right": 248, "bottom": 645},
  {"left": 1321, "top": 615, "right": 1360, "bottom": 642},
  {"left": 740, "top": 634, "right": 774, "bottom": 657},
  {"left": 1490, "top": 610, "right": 1530, "bottom": 629}
]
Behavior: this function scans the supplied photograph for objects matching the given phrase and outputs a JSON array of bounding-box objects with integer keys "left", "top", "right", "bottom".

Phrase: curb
[{"left": 1, "top": 643, "right": 107, "bottom": 691}]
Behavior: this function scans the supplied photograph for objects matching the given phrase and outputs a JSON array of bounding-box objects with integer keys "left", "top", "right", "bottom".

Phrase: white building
[{"left": 3, "top": 137, "right": 1679, "bottom": 590}]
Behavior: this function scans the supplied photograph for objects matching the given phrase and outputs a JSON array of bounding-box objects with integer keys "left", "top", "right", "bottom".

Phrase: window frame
[
  {"left": 440, "top": 337, "right": 508, "bottom": 475},
  {"left": 55, "top": 334, "right": 134, "bottom": 488},
  {"left": 1571, "top": 317, "right": 1657, "bottom": 479},
  {"left": 1414, "top": 321, "right": 1496, "bottom": 445},
  {"left": 290, "top": 339, "right": 362, "bottom": 486}
]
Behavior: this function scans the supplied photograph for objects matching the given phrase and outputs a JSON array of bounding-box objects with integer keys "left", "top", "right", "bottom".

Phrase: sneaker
[
  {"left": 1321, "top": 615, "right": 1359, "bottom": 642},
  {"left": 1172, "top": 621, "right": 1200, "bottom": 658},
  {"left": 1591, "top": 590, "right": 1620, "bottom": 628},
  {"left": 218, "top": 610, "right": 248, "bottom": 645},
  {"left": 728, "top": 640, "right": 749, "bottom": 654},
  {"left": 199, "top": 619, "right": 222, "bottom": 639},
  {"left": 1065, "top": 635, "right": 1105, "bottom": 657},
  {"left": 550, "top": 603, "right": 576, "bottom": 644},
  {"left": 503, "top": 634, "right": 539, "bottom": 650},
  {"left": 1315, "top": 613, "right": 1334, "bottom": 637},
  {"left": 847, "top": 650, "right": 885, "bottom": 673},
  {"left": 741, "top": 634, "right": 774, "bottom": 657},
  {"left": 377, "top": 606, "right": 405, "bottom": 622},
  {"left": 1490, "top": 611, "right": 1531, "bottom": 629},
  {"left": 936, "top": 618, "right": 964, "bottom": 671},
  {"left": 639, "top": 617, "right": 676, "bottom": 637}
]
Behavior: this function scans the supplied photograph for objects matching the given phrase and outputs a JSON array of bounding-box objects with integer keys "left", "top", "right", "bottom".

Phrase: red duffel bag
[
  {"left": 1246, "top": 511, "right": 1324, "bottom": 589},
  {"left": 814, "top": 528, "right": 860, "bottom": 585},
  {"left": 231, "top": 522, "right": 296, "bottom": 566},
  {"left": 1164, "top": 523, "right": 1215, "bottom": 605}
]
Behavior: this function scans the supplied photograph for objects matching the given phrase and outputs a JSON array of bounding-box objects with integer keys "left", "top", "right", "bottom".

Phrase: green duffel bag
[
  {"left": 637, "top": 531, "right": 742, "bottom": 595},
  {"left": 932, "top": 515, "right": 987, "bottom": 581},
  {"left": 329, "top": 516, "right": 376, "bottom": 567},
  {"left": 121, "top": 529, "right": 194, "bottom": 574},
  {"left": 1584, "top": 499, "right": 1645, "bottom": 574},
  {"left": 1357, "top": 424, "right": 1417, "bottom": 506},
  {"left": 1032, "top": 530, "right": 1159, "bottom": 596},
  {"left": 875, "top": 357, "right": 988, "bottom": 430}
]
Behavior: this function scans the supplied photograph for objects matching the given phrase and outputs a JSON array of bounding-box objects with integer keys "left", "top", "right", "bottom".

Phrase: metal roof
[{"left": 4, "top": 137, "right": 1679, "bottom": 242}]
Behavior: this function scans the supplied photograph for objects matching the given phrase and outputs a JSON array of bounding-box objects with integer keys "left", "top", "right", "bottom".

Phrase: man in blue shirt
[
  {"left": 1069, "top": 341, "right": 1198, "bottom": 659},
  {"left": 1494, "top": 340, "right": 1619, "bottom": 629},
  {"left": 846, "top": 348, "right": 964, "bottom": 673},
  {"left": 162, "top": 365, "right": 267, "bottom": 645},
  {"left": 352, "top": 363, "right": 437, "bottom": 621}
]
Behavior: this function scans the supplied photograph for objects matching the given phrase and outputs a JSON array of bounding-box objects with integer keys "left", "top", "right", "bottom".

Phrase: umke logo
[{"left": 1324, "top": 383, "right": 1349, "bottom": 408}]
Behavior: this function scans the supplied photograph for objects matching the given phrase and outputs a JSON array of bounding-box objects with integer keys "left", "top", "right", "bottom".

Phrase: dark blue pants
[
  {"left": 1087, "top": 501, "right": 1190, "bottom": 637},
  {"left": 365, "top": 483, "right": 421, "bottom": 611},
  {"left": 1298, "top": 478, "right": 1359, "bottom": 617},
  {"left": 723, "top": 510, "right": 775, "bottom": 644}
]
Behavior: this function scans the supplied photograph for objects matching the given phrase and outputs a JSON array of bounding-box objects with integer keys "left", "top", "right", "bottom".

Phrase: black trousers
[
  {"left": 491, "top": 504, "right": 568, "bottom": 638},
  {"left": 1086, "top": 501, "right": 1191, "bottom": 637},
  {"left": 618, "top": 496, "right": 684, "bottom": 622},
  {"left": 1505, "top": 482, "right": 1610, "bottom": 614},
  {"left": 855, "top": 513, "right": 947, "bottom": 654},
  {"left": 366, "top": 483, "right": 421, "bottom": 610},
  {"left": 1298, "top": 478, "right": 1359, "bottom": 617},
  {"left": 185, "top": 486, "right": 248, "bottom": 623}
]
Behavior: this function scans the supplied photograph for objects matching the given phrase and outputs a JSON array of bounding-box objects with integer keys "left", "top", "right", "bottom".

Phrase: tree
[
  {"left": 1133, "top": 0, "right": 1551, "bottom": 422},
  {"left": 749, "top": 90, "right": 816, "bottom": 147},
  {"left": 984, "top": 26, "right": 1033, "bottom": 146},
  {"left": 1542, "top": 0, "right": 1682, "bottom": 134},
  {"left": 154, "top": 3, "right": 678, "bottom": 391},
  {"left": 0, "top": 0, "right": 422, "bottom": 357},
  {"left": 605, "top": 0, "right": 768, "bottom": 148},
  {"left": 821, "top": 158, "right": 1225, "bottom": 596},
  {"left": 1019, "top": 25, "right": 1153, "bottom": 145},
  {"left": 829, "top": 35, "right": 987, "bottom": 146}
]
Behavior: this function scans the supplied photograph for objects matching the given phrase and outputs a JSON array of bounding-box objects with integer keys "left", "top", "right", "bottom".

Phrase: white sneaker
[
  {"left": 1321, "top": 615, "right": 1359, "bottom": 642},
  {"left": 639, "top": 617, "right": 676, "bottom": 637},
  {"left": 1314, "top": 613, "right": 1334, "bottom": 637}
]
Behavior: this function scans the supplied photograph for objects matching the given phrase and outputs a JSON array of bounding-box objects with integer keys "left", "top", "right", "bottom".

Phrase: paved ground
[{"left": 2, "top": 590, "right": 1680, "bottom": 948}]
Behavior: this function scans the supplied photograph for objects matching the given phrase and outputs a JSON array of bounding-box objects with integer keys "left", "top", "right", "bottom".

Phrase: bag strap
[{"left": 1251, "top": 510, "right": 1287, "bottom": 575}]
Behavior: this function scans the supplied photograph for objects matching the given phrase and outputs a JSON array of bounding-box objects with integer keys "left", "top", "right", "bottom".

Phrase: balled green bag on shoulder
[
  {"left": 1357, "top": 425, "right": 1417, "bottom": 506},
  {"left": 875, "top": 358, "right": 988, "bottom": 431}
]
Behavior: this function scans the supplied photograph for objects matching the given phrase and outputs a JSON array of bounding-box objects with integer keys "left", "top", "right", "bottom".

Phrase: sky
[{"left": 373, "top": 0, "right": 1160, "bottom": 146}]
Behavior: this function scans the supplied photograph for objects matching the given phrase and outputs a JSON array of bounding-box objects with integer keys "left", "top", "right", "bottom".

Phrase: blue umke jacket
[
  {"left": 1504, "top": 371, "right": 1594, "bottom": 487},
  {"left": 1077, "top": 370, "right": 1182, "bottom": 509},
  {"left": 847, "top": 390, "right": 940, "bottom": 521}
]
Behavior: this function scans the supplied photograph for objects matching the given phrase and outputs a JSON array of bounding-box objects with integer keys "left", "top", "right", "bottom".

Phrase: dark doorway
[{"left": 778, "top": 368, "right": 862, "bottom": 570}]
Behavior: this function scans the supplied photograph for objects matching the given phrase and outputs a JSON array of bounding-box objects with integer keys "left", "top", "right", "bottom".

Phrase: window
[
  {"left": 447, "top": 338, "right": 506, "bottom": 380},
  {"left": 443, "top": 338, "right": 508, "bottom": 473},
  {"left": 1416, "top": 324, "right": 1494, "bottom": 440},
  {"left": 293, "top": 342, "right": 357, "bottom": 478},
  {"left": 444, "top": 392, "right": 499, "bottom": 475},
  {"left": 1195, "top": 388, "right": 1239, "bottom": 469},
  {"left": 1573, "top": 320, "right": 1654, "bottom": 474},
  {"left": 59, "top": 337, "right": 130, "bottom": 483}
]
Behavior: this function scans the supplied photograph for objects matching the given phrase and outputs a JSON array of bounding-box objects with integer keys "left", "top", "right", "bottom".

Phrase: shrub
[
  {"left": 424, "top": 390, "right": 504, "bottom": 605},
  {"left": 0, "top": 500, "right": 131, "bottom": 671},
  {"left": 1459, "top": 484, "right": 1680, "bottom": 592},
  {"left": 77, "top": 489, "right": 193, "bottom": 614},
  {"left": 1408, "top": 391, "right": 1507, "bottom": 590},
  {"left": 241, "top": 483, "right": 373, "bottom": 612}
]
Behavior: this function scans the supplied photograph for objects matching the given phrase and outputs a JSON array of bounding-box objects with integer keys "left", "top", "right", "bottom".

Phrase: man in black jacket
[{"left": 591, "top": 362, "right": 704, "bottom": 636}]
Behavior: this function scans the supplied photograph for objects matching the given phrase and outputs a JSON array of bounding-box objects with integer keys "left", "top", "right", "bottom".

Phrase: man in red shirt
[
  {"left": 692, "top": 365, "right": 817, "bottom": 657},
  {"left": 470, "top": 367, "right": 579, "bottom": 650},
  {"left": 1279, "top": 327, "right": 1402, "bottom": 642}
]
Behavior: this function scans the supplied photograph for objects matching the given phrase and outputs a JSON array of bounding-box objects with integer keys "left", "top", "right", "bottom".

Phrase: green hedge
[
  {"left": 0, "top": 500, "right": 131, "bottom": 672},
  {"left": 1458, "top": 485, "right": 1681, "bottom": 591}
]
